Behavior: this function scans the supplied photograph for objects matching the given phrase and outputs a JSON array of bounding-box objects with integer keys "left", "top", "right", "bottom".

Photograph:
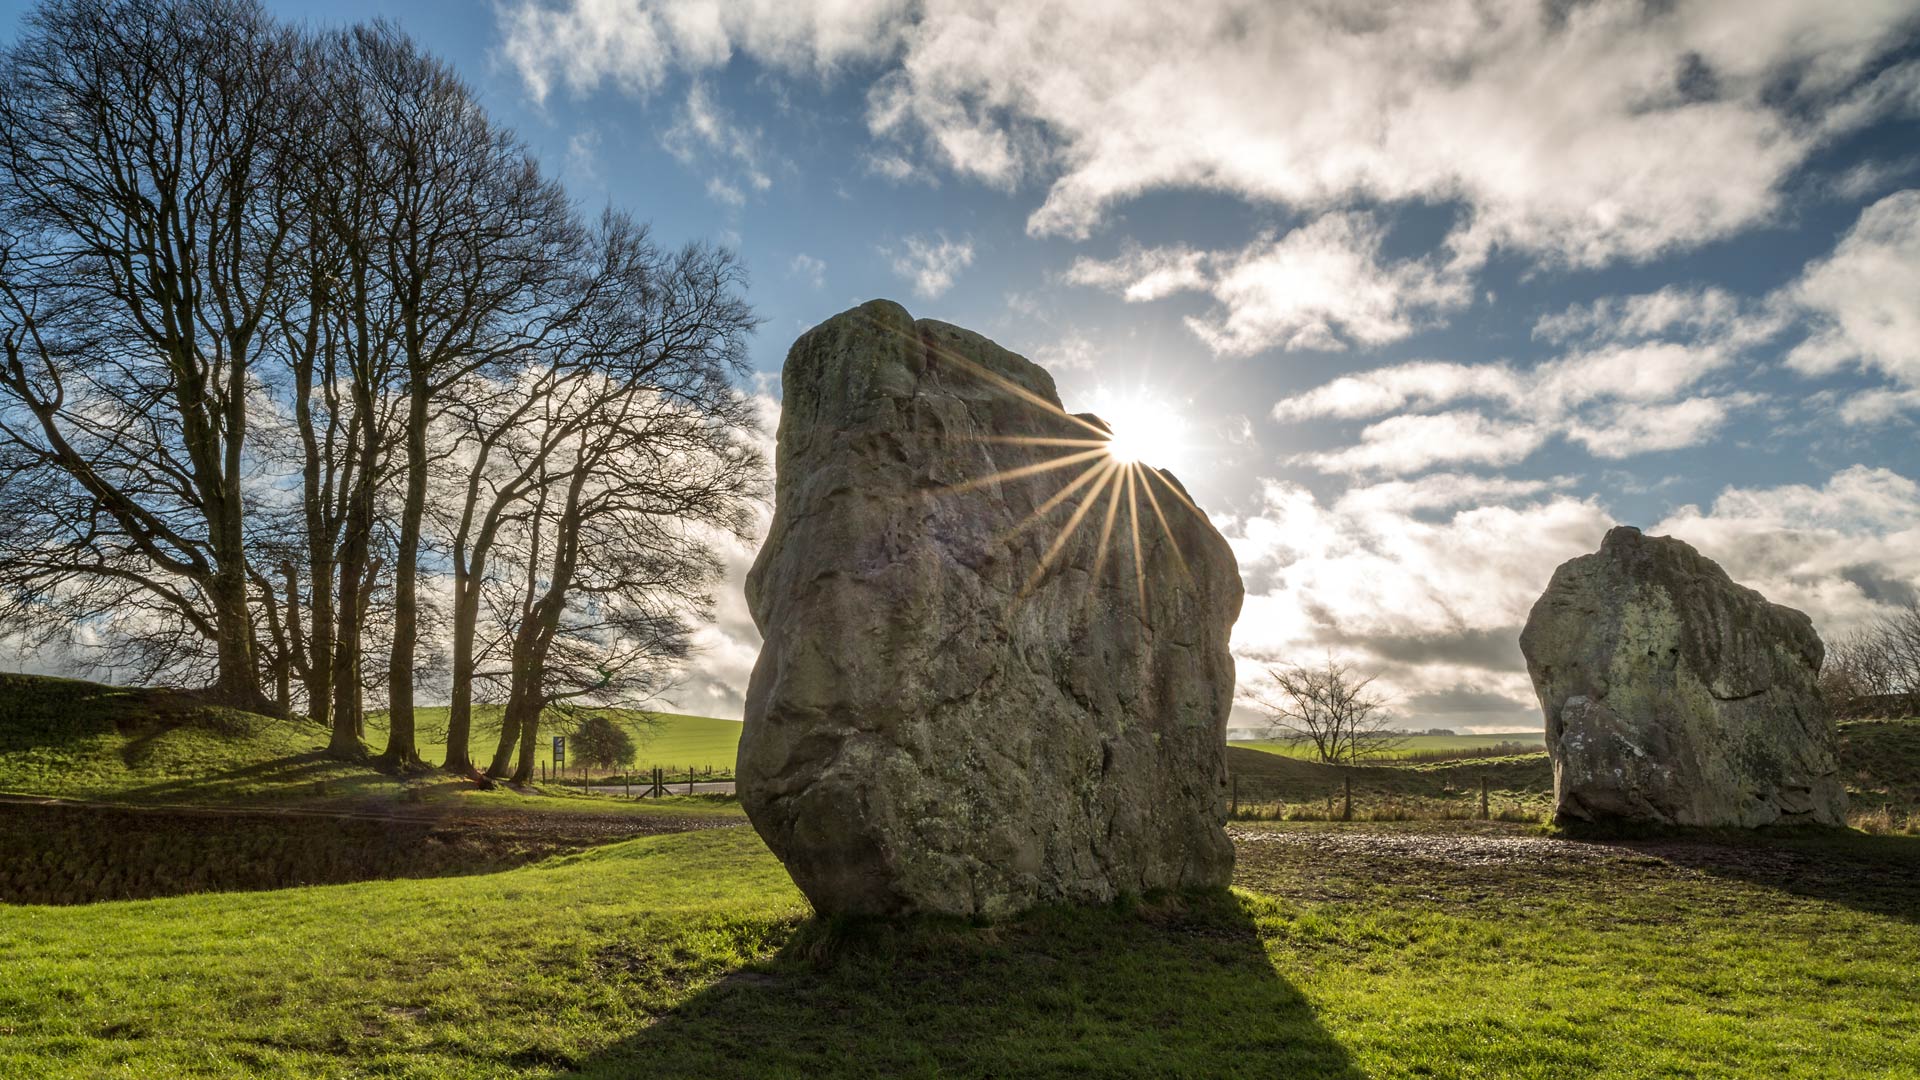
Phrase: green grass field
[
  {"left": 3, "top": 674, "right": 1919, "bottom": 1076},
  {"left": 364, "top": 706, "right": 744, "bottom": 775},
  {"left": 1234, "top": 732, "right": 1546, "bottom": 760},
  {"left": 2, "top": 821, "right": 1917, "bottom": 1078}
]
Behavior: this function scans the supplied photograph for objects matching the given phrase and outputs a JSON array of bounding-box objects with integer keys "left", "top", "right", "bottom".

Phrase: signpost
[{"left": 552, "top": 735, "right": 566, "bottom": 768}]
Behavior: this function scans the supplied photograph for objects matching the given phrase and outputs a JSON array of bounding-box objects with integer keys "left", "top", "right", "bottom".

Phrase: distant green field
[
  {"left": 366, "top": 706, "right": 742, "bottom": 773},
  {"left": 1234, "top": 732, "right": 1545, "bottom": 761}
]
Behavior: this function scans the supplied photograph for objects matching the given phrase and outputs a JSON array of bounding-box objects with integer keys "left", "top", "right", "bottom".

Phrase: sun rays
[{"left": 867, "top": 314, "right": 1207, "bottom": 609}]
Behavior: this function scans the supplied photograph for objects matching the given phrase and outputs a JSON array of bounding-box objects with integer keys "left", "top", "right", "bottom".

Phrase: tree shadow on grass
[
  {"left": 573, "top": 889, "right": 1361, "bottom": 1080},
  {"left": 112, "top": 751, "right": 402, "bottom": 804}
]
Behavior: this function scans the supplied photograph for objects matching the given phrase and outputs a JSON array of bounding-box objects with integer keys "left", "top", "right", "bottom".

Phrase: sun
[
  {"left": 1104, "top": 428, "right": 1148, "bottom": 465},
  {"left": 881, "top": 315, "right": 1211, "bottom": 609},
  {"left": 1086, "top": 388, "right": 1190, "bottom": 474}
]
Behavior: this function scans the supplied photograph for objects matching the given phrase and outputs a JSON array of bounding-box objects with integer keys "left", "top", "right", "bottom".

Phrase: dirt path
[{"left": 1229, "top": 821, "right": 1920, "bottom": 921}]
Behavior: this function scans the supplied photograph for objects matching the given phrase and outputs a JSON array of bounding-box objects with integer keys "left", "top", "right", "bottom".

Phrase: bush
[{"left": 570, "top": 715, "right": 637, "bottom": 770}]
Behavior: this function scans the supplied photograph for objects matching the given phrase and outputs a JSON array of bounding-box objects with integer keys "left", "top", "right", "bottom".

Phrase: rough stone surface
[
  {"left": 1520, "top": 526, "right": 1846, "bottom": 828},
  {"left": 739, "top": 299, "right": 1243, "bottom": 917}
]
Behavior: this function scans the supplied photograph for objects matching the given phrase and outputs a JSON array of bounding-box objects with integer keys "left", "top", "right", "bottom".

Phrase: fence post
[
  {"left": 1342, "top": 776, "right": 1352, "bottom": 822},
  {"left": 1230, "top": 773, "right": 1238, "bottom": 818},
  {"left": 1479, "top": 776, "right": 1490, "bottom": 820}
]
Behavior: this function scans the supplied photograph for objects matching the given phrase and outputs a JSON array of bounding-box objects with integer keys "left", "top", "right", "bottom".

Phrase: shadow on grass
[
  {"left": 573, "top": 889, "right": 1360, "bottom": 1080},
  {"left": 112, "top": 751, "right": 401, "bottom": 804},
  {"left": 1606, "top": 827, "right": 1920, "bottom": 925}
]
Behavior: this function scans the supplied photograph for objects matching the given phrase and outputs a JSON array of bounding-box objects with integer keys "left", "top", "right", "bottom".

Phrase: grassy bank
[
  {"left": 0, "top": 673, "right": 742, "bottom": 818},
  {"left": 3, "top": 822, "right": 1916, "bottom": 1078}
]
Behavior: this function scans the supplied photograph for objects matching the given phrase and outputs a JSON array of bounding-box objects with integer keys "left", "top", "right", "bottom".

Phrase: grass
[
  {"left": 1231, "top": 719, "right": 1920, "bottom": 831},
  {"left": 1236, "top": 732, "right": 1545, "bottom": 761},
  {"left": 5, "top": 673, "right": 1920, "bottom": 1076},
  {"left": 1226, "top": 745, "right": 1557, "bottom": 821},
  {"left": 2, "top": 822, "right": 1917, "bottom": 1078},
  {"left": 363, "top": 706, "right": 744, "bottom": 776},
  {"left": 0, "top": 672, "right": 741, "bottom": 819},
  {"left": 1838, "top": 718, "right": 1920, "bottom": 834}
]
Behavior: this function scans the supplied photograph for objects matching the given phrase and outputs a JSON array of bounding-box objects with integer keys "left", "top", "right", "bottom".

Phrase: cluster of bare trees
[
  {"left": 1822, "top": 603, "right": 1920, "bottom": 717},
  {"left": 0, "top": 0, "right": 762, "bottom": 782}
]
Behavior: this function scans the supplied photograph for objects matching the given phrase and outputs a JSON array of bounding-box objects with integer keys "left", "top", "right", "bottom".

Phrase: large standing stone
[
  {"left": 739, "top": 300, "right": 1243, "bottom": 918},
  {"left": 1520, "top": 526, "right": 1846, "bottom": 827}
]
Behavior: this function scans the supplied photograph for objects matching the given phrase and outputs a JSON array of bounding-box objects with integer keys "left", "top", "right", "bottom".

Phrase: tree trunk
[
  {"left": 303, "top": 554, "right": 335, "bottom": 733},
  {"left": 381, "top": 381, "right": 430, "bottom": 768},
  {"left": 443, "top": 574, "right": 481, "bottom": 776},
  {"left": 328, "top": 473, "right": 373, "bottom": 759},
  {"left": 209, "top": 568, "right": 269, "bottom": 710},
  {"left": 485, "top": 686, "right": 525, "bottom": 779},
  {"left": 512, "top": 701, "right": 539, "bottom": 785}
]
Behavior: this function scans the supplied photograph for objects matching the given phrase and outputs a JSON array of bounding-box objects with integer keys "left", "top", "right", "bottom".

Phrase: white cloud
[
  {"left": 564, "top": 128, "right": 602, "bottom": 184},
  {"left": 1028, "top": 333, "right": 1098, "bottom": 372},
  {"left": 1565, "top": 396, "right": 1743, "bottom": 459},
  {"left": 1064, "top": 244, "right": 1207, "bottom": 303},
  {"left": 865, "top": 151, "right": 934, "bottom": 184},
  {"left": 788, "top": 253, "right": 827, "bottom": 289},
  {"left": 663, "top": 80, "right": 774, "bottom": 205},
  {"left": 1533, "top": 342, "right": 1735, "bottom": 412},
  {"left": 500, "top": 1, "right": 1920, "bottom": 265},
  {"left": 1064, "top": 214, "right": 1471, "bottom": 355},
  {"left": 1272, "top": 336, "right": 1753, "bottom": 473},
  {"left": 1223, "top": 464, "right": 1920, "bottom": 730},
  {"left": 887, "top": 232, "right": 974, "bottom": 298},
  {"left": 498, "top": 0, "right": 912, "bottom": 102},
  {"left": 1295, "top": 412, "right": 1547, "bottom": 475},
  {"left": 659, "top": 389, "right": 782, "bottom": 720},
  {"left": 1533, "top": 285, "right": 1788, "bottom": 349},
  {"left": 1826, "top": 156, "right": 1920, "bottom": 201},
  {"left": 1271, "top": 361, "right": 1526, "bottom": 422},
  {"left": 1788, "top": 188, "right": 1920, "bottom": 388},
  {"left": 1837, "top": 387, "right": 1920, "bottom": 426},
  {"left": 1223, "top": 474, "right": 1613, "bottom": 728},
  {"left": 1655, "top": 465, "right": 1920, "bottom": 635}
]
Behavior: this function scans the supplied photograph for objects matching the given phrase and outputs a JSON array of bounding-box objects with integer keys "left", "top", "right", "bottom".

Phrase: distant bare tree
[
  {"left": 1246, "top": 655, "right": 1404, "bottom": 765},
  {"left": 1824, "top": 603, "right": 1920, "bottom": 717}
]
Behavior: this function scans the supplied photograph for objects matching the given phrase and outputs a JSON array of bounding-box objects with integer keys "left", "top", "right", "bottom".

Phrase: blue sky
[{"left": 5, "top": 0, "right": 1917, "bottom": 729}]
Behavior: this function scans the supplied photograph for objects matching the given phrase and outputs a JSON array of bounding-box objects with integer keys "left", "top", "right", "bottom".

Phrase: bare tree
[
  {"left": 1245, "top": 655, "right": 1404, "bottom": 765},
  {"left": 478, "top": 238, "right": 761, "bottom": 784},
  {"left": 0, "top": 0, "right": 767, "bottom": 771},
  {"left": 331, "top": 23, "right": 579, "bottom": 769},
  {"left": 0, "top": 0, "right": 302, "bottom": 708},
  {"left": 433, "top": 215, "right": 728, "bottom": 778},
  {"left": 1823, "top": 604, "right": 1920, "bottom": 717}
]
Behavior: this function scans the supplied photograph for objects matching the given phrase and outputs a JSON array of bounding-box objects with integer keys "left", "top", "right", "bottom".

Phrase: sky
[{"left": 5, "top": 0, "right": 1919, "bottom": 733}]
